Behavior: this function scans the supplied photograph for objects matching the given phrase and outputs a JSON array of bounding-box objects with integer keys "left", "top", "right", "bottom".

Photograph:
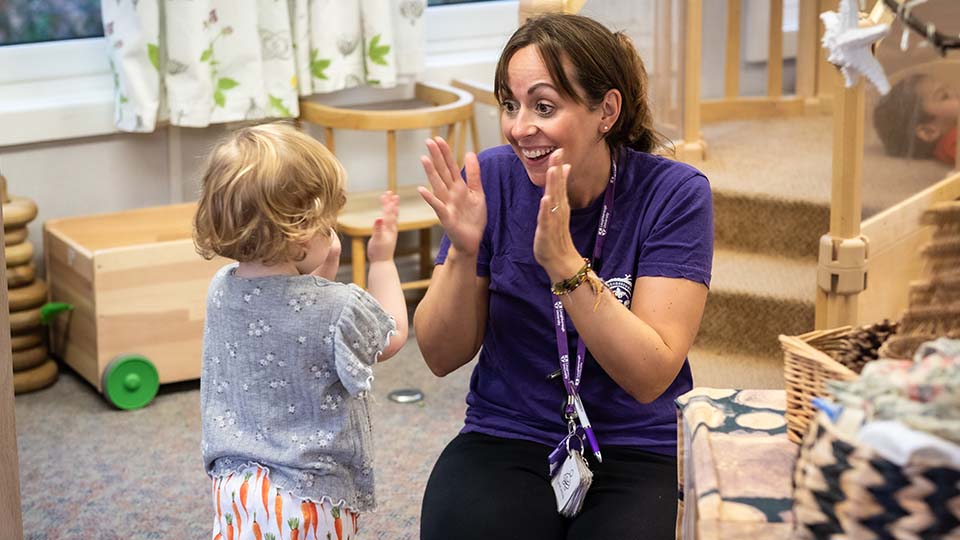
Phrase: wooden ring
[
  {"left": 8, "top": 278, "right": 46, "bottom": 311},
  {"left": 2, "top": 196, "right": 38, "bottom": 228},
  {"left": 4, "top": 226, "right": 28, "bottom": 246},
  {"left": 6, "top": 262, "right": 36, "bottom": 288},
  {"left": 13, "top": 359, "right": 58, "bottom": 394},
  {"left": 11, "top": 331, "right": 43, "bottom": 352},
  {"left": 9, "top": 307, "right": 42, "bottom": 333},
  {"left": 5, "top": 241, "right": 33, "bottom": 267},
  {"left": 13, "top": 344, "right": 47, "bottom": 371}
]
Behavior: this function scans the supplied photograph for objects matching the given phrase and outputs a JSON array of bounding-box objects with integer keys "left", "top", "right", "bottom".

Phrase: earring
[{"left": 602, "top": 125, "right": 608, "bottom": 132}]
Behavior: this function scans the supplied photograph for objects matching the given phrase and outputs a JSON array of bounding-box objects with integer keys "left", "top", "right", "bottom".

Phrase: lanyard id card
[{"left": 548, "top": 159, "right": 617, "bottom": 517}]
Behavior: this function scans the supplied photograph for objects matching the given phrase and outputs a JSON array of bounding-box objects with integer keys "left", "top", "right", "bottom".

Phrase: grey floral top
[{"left": 200, "top": 264, "right": 396, "bottom": 512}]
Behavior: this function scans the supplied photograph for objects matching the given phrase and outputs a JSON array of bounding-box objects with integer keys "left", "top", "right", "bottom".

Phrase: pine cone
[{"left": 833, "top": 320, "right": 899, "bottom": 374}]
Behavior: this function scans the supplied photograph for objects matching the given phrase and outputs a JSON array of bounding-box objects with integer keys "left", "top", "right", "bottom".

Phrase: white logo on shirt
[{"left": 606, "top": 274, "right": 633, "bottom": 308}]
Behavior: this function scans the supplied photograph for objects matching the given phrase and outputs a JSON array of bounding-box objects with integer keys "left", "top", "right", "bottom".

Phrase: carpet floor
[{"left": 14, "top": 335, "right": 472, "bottom": 540}]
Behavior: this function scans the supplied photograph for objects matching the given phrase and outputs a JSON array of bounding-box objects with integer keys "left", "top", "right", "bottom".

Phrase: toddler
[
  {"left": 193, "top": 122, "right": 407, "bottom": 540},
  {"left": 874, "top": 72, "right": 959, "bottom": 166}
]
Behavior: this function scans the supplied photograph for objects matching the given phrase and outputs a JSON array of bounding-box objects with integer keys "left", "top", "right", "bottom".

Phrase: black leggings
[{"left": 420, "top": 432, "right": 678, "bottom": 540}]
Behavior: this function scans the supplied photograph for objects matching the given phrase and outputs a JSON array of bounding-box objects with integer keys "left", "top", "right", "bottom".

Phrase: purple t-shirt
[{"left": 436, "top": 145, "right": 713, "bottom": 456}]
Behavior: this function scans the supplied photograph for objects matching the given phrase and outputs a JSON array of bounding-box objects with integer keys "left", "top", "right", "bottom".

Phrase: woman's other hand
[
  {"left": 534, "top": 150, "right": 582, "bottom": 281},
  {"left": 367, "top": 191, "right": 400, "bottom": 263},
  {"left": 418, "top": 137, "right": 486, "bottom": 257}
]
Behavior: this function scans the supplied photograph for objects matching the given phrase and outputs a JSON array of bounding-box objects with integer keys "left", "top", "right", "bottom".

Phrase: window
[
  {"left": 0, "top": 0, "right": 103, "bottom": 46},
  {"left": 427, "top": 0, "right": 497, "bottom": 5},
  {"left": 0, "top": 0, "right": 516, "bottom": 146}
]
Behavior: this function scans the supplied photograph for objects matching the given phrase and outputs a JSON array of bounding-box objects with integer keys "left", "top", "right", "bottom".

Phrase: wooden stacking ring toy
[
  {"left": 3, "top": 196, "right": 38, "bottom": 229},
  {"left": 8, "top": 279, "right": 46, "bottom": 311},
  {"left": 9, "top": 306, "right": 42, "bottom": 333},
  {"left": 13, "top": 359, "right": 58, "bottom": 394},
  {"left": 11, "top": 331, "right": 43, "bottom": 352},
  {"left": 4, "top": 226, "right": 27, "bottom": 246},
  {"left": 6, "top": 262, "right": 35, "bottom": 288},
  {"left": 5, "top": 241, "right": 33, "bottom": 267},
  {"left": 13, "top": 344, "right": 47, "bottom": 371}
]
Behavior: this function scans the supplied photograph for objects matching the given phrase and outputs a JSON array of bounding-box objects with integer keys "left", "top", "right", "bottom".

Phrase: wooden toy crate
[{"left": 43, "top": 203, "right": 226, "bottom": 408}]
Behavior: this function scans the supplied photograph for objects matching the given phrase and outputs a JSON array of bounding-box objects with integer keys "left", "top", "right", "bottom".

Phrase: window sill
[{"left": 0, "top": 1, "right": 516, "bottom": 148}]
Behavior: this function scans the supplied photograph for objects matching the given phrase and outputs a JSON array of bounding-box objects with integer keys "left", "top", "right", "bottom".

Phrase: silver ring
[{"left": 550, "top": 204, "right": 560, "bottom": 213}]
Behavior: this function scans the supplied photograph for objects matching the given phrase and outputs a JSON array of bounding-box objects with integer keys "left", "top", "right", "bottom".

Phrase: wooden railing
[{"left": 687, "top": 0, "right": 835, "bottom": 133}]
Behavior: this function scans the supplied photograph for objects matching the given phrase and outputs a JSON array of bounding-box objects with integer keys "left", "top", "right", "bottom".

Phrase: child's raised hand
[
  {"left": 367, "top": 191, "right": 399, "bottom": 263},
  {"left": 310, "top": 227, "right": 341, "bottom": 280}
]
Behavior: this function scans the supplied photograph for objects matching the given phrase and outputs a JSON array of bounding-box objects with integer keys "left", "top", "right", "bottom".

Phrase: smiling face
[
  {"left": 917, "top": 76, "right": 960, "bottom": 140},
  {"left": 499, "top": 45, "right": 613, "bottom": 198}
]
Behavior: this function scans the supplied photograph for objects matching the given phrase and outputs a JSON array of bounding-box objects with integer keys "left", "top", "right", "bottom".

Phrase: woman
[{"left": 414, "top": 14, "right": 712, "bottom": 540}]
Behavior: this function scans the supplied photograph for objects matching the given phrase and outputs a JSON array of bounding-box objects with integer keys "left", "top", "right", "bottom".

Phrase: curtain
[{"left": 102, "top": 0, "right": 427, "bottom": 132}]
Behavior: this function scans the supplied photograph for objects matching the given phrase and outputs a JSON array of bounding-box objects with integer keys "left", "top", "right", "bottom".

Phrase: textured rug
[{"left": 13, "top": 336, "right": 473, "bottom": 540}]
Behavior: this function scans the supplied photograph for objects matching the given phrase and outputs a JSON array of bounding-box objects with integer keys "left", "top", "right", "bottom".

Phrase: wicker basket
[
  {"left": 780, "top": 327, "right": 859, "bottom": 444},
  {"left": 792, "top": 411, "right": 960, "bottom": 540},
  {"left": 780, "top": 323, "right": 898, "bottom": 444}
]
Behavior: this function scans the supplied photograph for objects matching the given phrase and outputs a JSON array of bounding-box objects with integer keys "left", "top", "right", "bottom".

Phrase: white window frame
[{"left": 0, "top": 0, "right": 517, "bottom": 147}]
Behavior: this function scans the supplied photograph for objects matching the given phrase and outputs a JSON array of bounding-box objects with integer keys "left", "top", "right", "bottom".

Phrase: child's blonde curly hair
[{"left": 193, "top": 122, "right": 346, "bottom": 264}]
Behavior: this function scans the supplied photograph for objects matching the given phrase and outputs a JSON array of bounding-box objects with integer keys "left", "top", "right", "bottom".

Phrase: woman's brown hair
[
  {"left": 493, "top": 13, "right": 667, "bottom": 154},
  {"left": 193, "top": 122, "right": 346, "bottom": 264}
]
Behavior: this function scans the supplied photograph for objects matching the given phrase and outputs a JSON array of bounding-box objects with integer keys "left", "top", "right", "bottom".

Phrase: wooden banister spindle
[
  {"left": 767, "top": 0, "right": 784, "bottom": 98},
  {"left": 725, "top": 0, "right": 742, "bottom": 99},
  {"left": 324, "top": 127, "right": 336, "bottom": 155},
  {"left": 387, "top": 130, "right": 397, "bottom": 193}
]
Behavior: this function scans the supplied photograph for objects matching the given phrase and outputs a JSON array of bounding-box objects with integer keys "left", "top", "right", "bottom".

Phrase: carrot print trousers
[{"left": 210, "top": 465, "right": 360, "bottom": 540}]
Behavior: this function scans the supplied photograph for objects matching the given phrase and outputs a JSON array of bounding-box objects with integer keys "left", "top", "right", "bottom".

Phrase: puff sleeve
[{"left": 334, "top": 285, "right": 397, "bottom": 396}]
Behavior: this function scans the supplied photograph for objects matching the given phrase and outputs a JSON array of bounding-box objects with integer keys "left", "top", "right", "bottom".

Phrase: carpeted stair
[{"left": 688, "top": 115, "right": 834, "bottom": 389}]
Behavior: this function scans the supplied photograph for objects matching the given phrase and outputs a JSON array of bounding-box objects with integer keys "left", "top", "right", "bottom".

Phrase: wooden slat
[
  {"left": 700, "top": 96, "right": 805, "bottom": 122},
  {"left": 400, "top": 278, "right": 432, "bottom": 291},
  {"left": 468, "top": 116, "right": 481, "bottom": 153},
  {"left": 859, "top": 172, "right": 960, "bottom": 324},
  {"left": 419, "top": 228, "right": 432, "bottom": 280},
  {"left": 684, "top": 0, "right": 703, "bottom": 152},
  {"left": 767, "top": 0, "right": 784, "bottom": 98},
  {"left": 387, "top": 130, "right": 397, "bottom": 193},
  {"left": 0, "top": 200, "right": 24, "bottom": 540},
  {"left": 816, "top": 0, "right": 839, "bottom": 100},
  {"left": 324, "top": 127, "right": 336, "bottom": 155},
  {"left": 351, "top": 237, "right": 366, "bottom": 289},
  {"left": 795, "top": 0, "right": 819, "bottom": 99},
  {"left": 725, "top": 0, "right": 742, "bottom": 99}
]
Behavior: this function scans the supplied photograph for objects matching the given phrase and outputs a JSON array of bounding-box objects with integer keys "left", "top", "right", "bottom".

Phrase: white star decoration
[{"left": 820, "top": 0, "right": 891, "bottom": 95}]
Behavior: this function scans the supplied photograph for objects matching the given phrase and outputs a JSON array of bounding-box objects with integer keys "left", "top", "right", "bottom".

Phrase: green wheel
[{"left": 101, "top": 354, "right": 159, "bottom": 410}]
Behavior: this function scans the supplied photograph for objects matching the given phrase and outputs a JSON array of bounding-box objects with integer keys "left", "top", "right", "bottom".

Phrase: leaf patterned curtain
[{"left": 102, "top": 0, "right": 427, "bottom": 132}]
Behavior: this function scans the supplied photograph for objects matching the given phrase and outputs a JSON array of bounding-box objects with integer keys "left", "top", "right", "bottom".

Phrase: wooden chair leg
[
  {"left": 351, "top": 236, "right": 367, "bottom": 289},
  {"left": 419, "top": 228, "right": 432, "bottom": 279},
  {"left": 469, "top": 116, "right": 481, "bottom": 154}
]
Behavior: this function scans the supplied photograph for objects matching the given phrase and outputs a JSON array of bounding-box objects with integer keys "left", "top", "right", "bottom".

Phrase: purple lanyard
[{"left": 552, "top": 160, "right": 617, "bottom": 416}]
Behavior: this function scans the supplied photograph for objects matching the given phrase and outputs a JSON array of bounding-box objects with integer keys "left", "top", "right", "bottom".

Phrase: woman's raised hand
[
  {"left": 534, "top": 150, "right": 580, "bottom": 281},
  {"left": 367, "top": 191, "right": 400, "bottom": 263},
  {"left": 418, "top": 137, "right": 486, "bottom": 257}
]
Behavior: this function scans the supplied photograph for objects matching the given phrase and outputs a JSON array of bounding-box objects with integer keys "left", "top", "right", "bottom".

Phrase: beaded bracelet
[
  {"left": 551, "top": 258, "right": 608, "bottom": 311},
  {"left": 551, "top": 259, "right": 592, "bottom": 296}
]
